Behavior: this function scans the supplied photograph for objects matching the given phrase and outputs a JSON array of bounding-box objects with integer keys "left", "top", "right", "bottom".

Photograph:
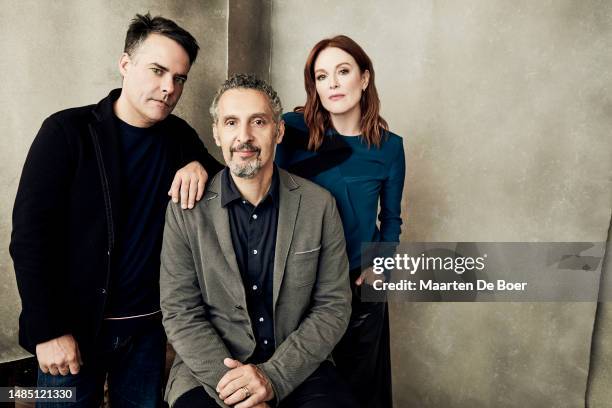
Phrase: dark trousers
[
  {"left": 332, "top": 269, "right": 393, "bottom": 408},
  {"left": 36, "top": 322, "right": 166, "bottom": 408},
  {"left": 174, "top": 360, "right": 355, "bottom": 408}
]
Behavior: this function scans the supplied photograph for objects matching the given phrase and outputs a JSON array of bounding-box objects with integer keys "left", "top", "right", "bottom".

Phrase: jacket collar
[
  {"left": 220, "top": 166, "right": 280, "bottom": 209},
  {"left": 88, "top": 89, "right": 123, "bottom": 246},
  {"left": 206, "top": 166, "right": 300, "bottom": 199},
  {"left": 92, "top": 88, "right": 122, "bottom": 123},
  {"left": 92, "top": 88, "right": 174, "bottom": 131}
]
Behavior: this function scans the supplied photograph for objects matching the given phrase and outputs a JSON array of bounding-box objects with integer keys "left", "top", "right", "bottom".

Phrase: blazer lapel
[
  {"left": 272, "top": 170, "right": 301, "bottom": 310},
  {"left": 206, "top": 173, "right": 246, "bottom": 301}
]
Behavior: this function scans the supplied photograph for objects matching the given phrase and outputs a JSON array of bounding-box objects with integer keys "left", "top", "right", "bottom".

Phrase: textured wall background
[
  {"left": 0, "top": 0, "right": 227, "bottom": 362},
  {"left": 2, "top": 1, "right": 612, "bottom": 407},
  {"left": 269, "top": 0, "right": 611, "bottom": 407}
]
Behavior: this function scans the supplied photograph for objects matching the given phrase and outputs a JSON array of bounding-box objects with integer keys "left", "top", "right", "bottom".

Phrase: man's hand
[
  {"left": 168, "top": 161, "right": 209, "bottom": 209},
  {"left": 216, "top": 358, "right": 274, "bottom": 408},
  {"left": 355, "top": 265, "right": 383, "bottom": 286},
  {"left": 35, "top": 334, "right": 82, "bottom": 376}
]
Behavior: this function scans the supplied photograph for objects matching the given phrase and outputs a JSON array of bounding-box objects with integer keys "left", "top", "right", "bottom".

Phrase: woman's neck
[{"left": 330, "top": 106, "right": 362, "bottom": 136}]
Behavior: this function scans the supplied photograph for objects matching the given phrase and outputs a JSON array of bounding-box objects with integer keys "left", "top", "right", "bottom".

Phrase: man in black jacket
[{"left": 9, "top": 13, "right": 223, "bottom": 407}]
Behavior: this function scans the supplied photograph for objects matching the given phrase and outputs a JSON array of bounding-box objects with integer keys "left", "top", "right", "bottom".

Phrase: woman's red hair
[{"left": 297, "top": 35, "right": 388, "bottom": 150}]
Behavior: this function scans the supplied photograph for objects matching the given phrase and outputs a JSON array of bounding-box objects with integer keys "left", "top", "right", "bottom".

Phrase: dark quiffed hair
[{"left": 124, "top": 13, "right": 199, "bottom": 64}]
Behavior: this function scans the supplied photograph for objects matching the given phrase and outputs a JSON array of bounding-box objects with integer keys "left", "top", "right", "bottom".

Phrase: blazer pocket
[
  {"left": 286, "top": 249, "right": 320, "bottom": 287},
  {"left": 294, "top": 245, "right": 321, "bottom": 255}
]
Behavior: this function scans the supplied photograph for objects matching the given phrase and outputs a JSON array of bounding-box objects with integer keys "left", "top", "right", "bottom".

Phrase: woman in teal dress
[{"left": 275, "top": 35, "right": 405, "bottom": 408}]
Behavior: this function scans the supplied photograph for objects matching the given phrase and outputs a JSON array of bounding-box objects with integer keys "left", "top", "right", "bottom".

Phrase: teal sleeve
[{"left": 378, "top": 139, "right": 405, "bottom": 243}]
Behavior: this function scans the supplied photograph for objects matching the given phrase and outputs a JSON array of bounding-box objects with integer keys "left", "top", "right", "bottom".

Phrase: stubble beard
[
  {"left": 229, "top": 158, "right": 262, "bottom": 179},
  {"left": 229, "top": 142, "right": 262, "bottom": 179}
]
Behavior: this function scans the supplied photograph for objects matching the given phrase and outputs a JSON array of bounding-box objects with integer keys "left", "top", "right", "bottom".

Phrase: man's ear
[
  {"left": 118, "top": 53, "right": 131, "bottom": 77},
  {"left": 275, "top": 120, "right": 285, "bottom": 145},
  {"left": 212, "top": 124, "right": 221, "bottom": 147}
]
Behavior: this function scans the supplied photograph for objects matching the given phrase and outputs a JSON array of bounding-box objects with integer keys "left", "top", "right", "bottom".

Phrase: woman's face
[{"left": 313, "top": 47, "right": 369, "bottom": 119}]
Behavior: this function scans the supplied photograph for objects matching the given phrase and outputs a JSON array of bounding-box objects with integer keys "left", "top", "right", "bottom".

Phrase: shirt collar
[{"left": 221, "top": 165, "right": 280, "bottom": 209}]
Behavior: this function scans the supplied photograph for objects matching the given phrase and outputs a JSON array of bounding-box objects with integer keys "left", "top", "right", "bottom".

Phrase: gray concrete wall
[
  {"left": 0, "top": 0, "right": 228, "bottom": 362},
  {"left": 269, "top": 1, "right": 611, "bottom": 407},
  {"left": 2, "top": 1, "right": 612, "bottom": 406},
  {"left": 228, "top": 0, "right": 271, "bottom": 80}
]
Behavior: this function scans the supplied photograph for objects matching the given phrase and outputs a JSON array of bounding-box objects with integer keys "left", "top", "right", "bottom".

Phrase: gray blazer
[{"left": 160, "top": 168, "right": 351, "bottom": 407}]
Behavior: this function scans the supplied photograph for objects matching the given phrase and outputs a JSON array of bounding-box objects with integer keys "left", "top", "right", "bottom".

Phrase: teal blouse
[{"left": 275, "top": 112, "right": 405, "bottom": 270}]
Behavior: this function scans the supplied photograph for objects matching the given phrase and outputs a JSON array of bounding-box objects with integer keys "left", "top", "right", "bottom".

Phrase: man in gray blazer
[{"left": 160, "top": 73, "right": 356, "bottom": 408}]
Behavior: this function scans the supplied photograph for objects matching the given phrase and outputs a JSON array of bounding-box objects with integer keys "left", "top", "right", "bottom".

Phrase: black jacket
[{"left": 9, "top": 89, "right": 223, "bottom": 359}]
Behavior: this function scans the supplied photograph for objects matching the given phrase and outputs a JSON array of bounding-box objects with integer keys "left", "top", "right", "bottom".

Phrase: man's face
[
  {"left": 213, "top": 88, "right": 284, "bottom": 179},
  {"left": 118, "top": 33, "right": 190, "bottom": 127}
]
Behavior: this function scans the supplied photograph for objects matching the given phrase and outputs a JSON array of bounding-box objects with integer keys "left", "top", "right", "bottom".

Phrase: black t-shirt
[{"left": 105, "top": 117, "right": 172, "bottom": 320}]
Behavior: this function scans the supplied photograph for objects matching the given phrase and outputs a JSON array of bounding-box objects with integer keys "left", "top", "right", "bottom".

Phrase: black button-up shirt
[{"left": 221, "top": 167, "right": 279, "bottom": 363}]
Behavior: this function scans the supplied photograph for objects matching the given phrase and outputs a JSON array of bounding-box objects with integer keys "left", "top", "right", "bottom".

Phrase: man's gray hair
[{"left": 210, "top": 73, "right": 283, "bottom": 123}]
